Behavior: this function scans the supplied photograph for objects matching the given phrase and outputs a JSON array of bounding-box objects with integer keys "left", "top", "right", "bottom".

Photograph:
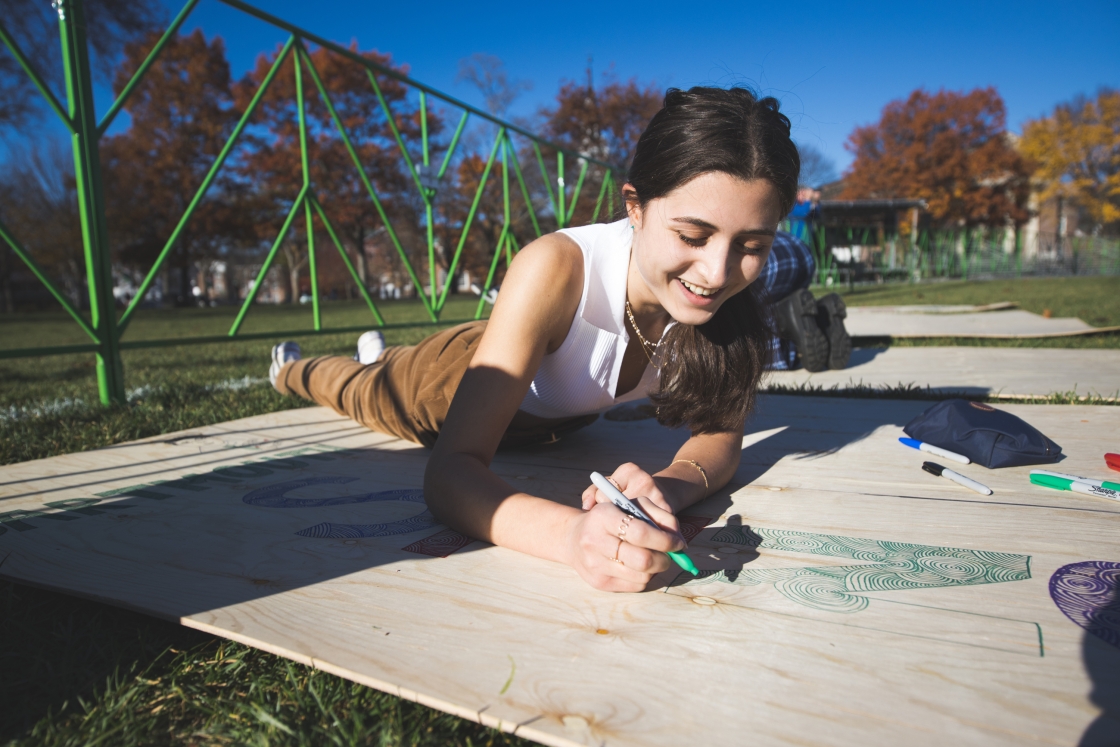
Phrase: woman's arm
[
  {"left": 424, "top": 234, "right": 686, "bottom": 592},
  {"left": 582, "top": 428, "right": 743, "bottom": 515}
]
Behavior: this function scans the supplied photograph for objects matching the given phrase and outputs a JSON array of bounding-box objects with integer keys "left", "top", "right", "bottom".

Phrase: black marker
[{"left": 922, "top": 461, "right": 992, "bottom": 496}]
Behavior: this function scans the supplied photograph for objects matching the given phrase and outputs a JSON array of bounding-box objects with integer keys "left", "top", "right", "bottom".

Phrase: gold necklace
[
  {"left": 625, "top": 301, "right": 661, "bottom": 368},
  {"left": 625, "top": 301, "right": 660, "bottom": 351}
]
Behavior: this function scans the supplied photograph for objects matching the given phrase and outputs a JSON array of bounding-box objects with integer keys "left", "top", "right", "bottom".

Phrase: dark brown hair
[{"left": 629, "top": 86, "right": 800, "bottom": 433}]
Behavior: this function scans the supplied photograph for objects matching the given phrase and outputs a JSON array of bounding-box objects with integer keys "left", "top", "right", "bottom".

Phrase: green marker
[
  {"left": 590, "top": 472, "right": 700, "bottom": 576},
  {"left": 1030, "top": 473, "right": 1120, "bottom": 502},
  {"left": 1031, "top": 469, "right": 1120, "bottom": 492}
]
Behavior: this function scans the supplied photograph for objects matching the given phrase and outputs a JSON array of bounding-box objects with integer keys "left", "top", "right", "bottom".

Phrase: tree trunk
[{"left": 282, "top": 243, "right": 304, "bottom": 304}]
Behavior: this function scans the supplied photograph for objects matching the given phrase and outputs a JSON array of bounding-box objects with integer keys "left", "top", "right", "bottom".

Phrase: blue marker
[{"left": 899, "top": 437, "right": 970, "bottom": 465}]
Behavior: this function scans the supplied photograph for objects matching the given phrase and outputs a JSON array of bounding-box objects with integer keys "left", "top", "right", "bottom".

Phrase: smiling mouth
[{"left": 678, "top": 278, "right": 721, "bottom": 298}]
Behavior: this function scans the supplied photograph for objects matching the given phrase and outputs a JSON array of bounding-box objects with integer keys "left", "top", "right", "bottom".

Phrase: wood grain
[{"left": 1, "top": 396, "right": 1118, "bottom": 746}]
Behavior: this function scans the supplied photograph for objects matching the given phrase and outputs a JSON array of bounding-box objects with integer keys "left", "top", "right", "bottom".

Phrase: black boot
[
  {"left": 816, "top": 293, "right": 852, "bottom": 370},
  {"left": 773, "top": 288, "right": 829, "bottom": 373}
]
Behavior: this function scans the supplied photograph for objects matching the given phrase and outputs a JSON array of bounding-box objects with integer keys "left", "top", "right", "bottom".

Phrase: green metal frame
[{"left": 0, "top": 0, "right": 617, "bottom": 404}]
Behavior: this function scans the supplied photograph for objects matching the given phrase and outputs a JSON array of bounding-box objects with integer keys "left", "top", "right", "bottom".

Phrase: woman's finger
[
  {"left": 615, "top": 539, "right": 672, "bottom": 574},
  {"left": 617, "top": 510, "right": 686, "bottom": 554},
  {"left": 632, "top": 495, "right": 682, "bottom": 536},
  {"left": 609, "top": 465, "right": 673, "bottom": 514}
]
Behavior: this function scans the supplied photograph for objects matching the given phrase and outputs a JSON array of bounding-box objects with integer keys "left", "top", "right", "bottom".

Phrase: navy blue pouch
[{"left": 903, "top": 399, "right": 1062, "bottom": 469}]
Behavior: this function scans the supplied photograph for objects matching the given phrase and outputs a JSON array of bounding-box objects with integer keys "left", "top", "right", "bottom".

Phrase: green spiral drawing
[{"left": 683, "top": 526, "right": 1031, "bottom": 613}]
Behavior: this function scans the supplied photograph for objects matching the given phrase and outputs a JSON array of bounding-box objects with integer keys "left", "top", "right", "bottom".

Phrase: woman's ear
[{"left": 621, "top": 183, "right": 642, "bottom": 229}]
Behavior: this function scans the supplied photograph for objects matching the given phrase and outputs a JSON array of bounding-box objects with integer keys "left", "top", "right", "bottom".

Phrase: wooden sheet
[
  {"left": 763, "top": 346, "right": 1120, "bottom": 398},
  {"left": 1, "top": 396, "right": 1118, "bottom": 746},
  {"left": 844, "top": 307, "right": 1098, "bottom": 337}
]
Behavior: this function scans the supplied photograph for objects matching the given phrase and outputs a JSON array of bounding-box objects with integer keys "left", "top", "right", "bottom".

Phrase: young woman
[{"left": 270, "top": 86, "right": 800, "bottom": 592}]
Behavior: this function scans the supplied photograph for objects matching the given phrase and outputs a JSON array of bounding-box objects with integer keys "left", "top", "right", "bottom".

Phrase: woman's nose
[{"left": 697, "top": 242, "right": 736, "bottom": 286}]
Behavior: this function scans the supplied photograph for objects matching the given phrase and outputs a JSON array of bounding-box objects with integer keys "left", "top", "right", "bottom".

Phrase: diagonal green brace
[
  {"left": 309, "top": 196, "right": 384, "bottom": 326},
  {"left": 229, "top": 183, "right": 310, "bottom": 336},
  {"left": 301, "top": 46, "right": 436, "bottom": 322},
  {"left": 435, "top": 127, "right": 504, "bottom": 314},
  {"left": 0, "top": 19, "right": 74, "bottom": 132},
  {"left": 365, "top": 69, "right": 426, "bottom": 200},
  {"left": 0, "top": 217, "right": 98, "bottom": 342},
  {"left": 506, "top": 135, "right": 541, "bottom": 238},
  {"left": 565, "top": 158, "right": 589, "bottom": 224},
  {"left": 97, "top": 0, "right": 202, "bottom": 136},
  {"left": 118, "top": 35, "right": 297, "bottom": 335},
  {"left": 590, "top": 169, "right": 613, "bottom": 224},
  {"left": 474, "top": 223, "right": 508, "bottom": 320}
]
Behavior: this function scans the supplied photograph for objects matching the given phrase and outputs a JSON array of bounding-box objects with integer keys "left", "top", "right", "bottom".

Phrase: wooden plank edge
[
  {"left": 308, "top": 656, "right": 579, "bottom": 747},
  {"left": 855, "top": 324, "right": 1120, "bottom": 340},
  {"left": 179, "top": 616, "right": 315, "bottom": 668},
  {"left": 180, "top": 617, "right": 574, "bottom": 745}
]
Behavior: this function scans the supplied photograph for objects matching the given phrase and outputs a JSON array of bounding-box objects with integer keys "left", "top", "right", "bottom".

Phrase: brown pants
[{"left": 274, "top": 321, "right": 597, "bottom": 448}]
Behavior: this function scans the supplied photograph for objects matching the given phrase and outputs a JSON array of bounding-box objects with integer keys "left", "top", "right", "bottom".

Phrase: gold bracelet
[{"left": 671, "top": 459, "right": 708, "bottom": 490}]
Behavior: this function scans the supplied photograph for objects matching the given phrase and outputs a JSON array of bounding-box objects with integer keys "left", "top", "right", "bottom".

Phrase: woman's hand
[
  {"left": 564, "top": 500, "right": 687, "bottom": 592},
  {"left": 582, "top": 462, "right": 674, "bottom": 514}
]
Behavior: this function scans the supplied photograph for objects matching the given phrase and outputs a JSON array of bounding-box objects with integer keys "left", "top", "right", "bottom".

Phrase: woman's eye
[{"left": 678, "top": 233, "right": 706, "bottom": 247}]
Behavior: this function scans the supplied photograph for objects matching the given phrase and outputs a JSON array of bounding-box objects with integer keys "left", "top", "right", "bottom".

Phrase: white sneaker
[
  {"left": 269, "top": 341, "right": 301, "bottom": 388},
  {"left": 355, "top": 330, "right": 385, "bottom": 365}
]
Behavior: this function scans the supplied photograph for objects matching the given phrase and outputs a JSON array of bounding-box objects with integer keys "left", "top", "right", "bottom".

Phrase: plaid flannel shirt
[{"left": 758, "top": 230, "right": 816, "bottom": 370}]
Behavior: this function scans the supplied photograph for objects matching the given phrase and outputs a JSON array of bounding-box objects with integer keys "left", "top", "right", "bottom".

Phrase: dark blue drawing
[
  {"left": 241, "top": 480, "right": 434, "bottom": 539},
  {"left": 1050, "top": 561, "right": 1120, "bottom": 649}
]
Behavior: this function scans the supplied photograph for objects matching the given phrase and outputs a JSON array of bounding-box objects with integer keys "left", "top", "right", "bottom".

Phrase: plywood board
[
  {"left": 845, "top": 307, "right": 1101, "bottom": 337},
  {"left": 1, "top": 397, "right": 1119, "bottom": 747},
  {"left": 764, "top": 346, "right": 1120, "bottom": 398}
]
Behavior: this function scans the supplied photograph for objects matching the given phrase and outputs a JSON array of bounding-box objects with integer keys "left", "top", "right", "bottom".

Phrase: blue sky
[{"left": 4, "top": 0, "right": 1118, "bottom": 173}]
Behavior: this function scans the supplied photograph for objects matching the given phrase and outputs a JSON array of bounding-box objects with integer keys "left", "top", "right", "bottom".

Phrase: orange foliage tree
[
  {"left": 234, "top": 44, "right": 433, "bottom": 301},
  {"left": 840, "top": 88, "right": 1031, "bottom": 227},
  {"left": 1020, "top": 89, "right": 1120, "bottom": 231},
  {"left": 100, "top": 29, "right": 253, "bottom": 305}
]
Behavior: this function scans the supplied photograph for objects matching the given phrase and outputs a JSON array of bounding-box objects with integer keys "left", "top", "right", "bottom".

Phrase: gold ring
[
  {"left": 612, "top": 537, "right": 624, "bottom": 564},
  {"left": 617, "top": 514, "right": 632, "bottom": 540}
]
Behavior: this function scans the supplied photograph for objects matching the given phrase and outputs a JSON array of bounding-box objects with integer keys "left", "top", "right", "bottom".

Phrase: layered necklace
[{"left": 625, "top": 301, "right": 661, "bottom": 367}]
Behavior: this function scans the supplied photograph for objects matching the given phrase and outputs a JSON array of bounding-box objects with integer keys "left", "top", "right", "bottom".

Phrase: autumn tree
[
  {"left": 0, "top": 0, "right": 164, "bottom": 129},
  {"left": 531, "top": 68, "right": 661, "bottom": 229},
  {"left": 0, "top": 141, "right": 83, "bottom": 312},
  {"left": 99, "top": 29, "right": 252, "bottom": 306},
  {"left": 1020, "top": 88, "right": 1120, "bottom": 232},
  {"left": 542, "top": 68, "right": 660, "bottom": 172},
  {"left": 840, "top": 88, "right": 1031, "bottom": 227},
  {"left": 234, "top": 44, "right": 433, "bottom": 302}
]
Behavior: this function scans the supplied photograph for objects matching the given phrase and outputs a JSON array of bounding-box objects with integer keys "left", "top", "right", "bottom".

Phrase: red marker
[{"left": 1107, "top": 453, "right": 1120, "bottom": 473}]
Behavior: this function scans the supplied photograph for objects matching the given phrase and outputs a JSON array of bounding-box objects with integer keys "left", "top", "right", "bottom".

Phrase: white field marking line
[{"left": 1, "top": 375, "right": 269, "bottom": 423}]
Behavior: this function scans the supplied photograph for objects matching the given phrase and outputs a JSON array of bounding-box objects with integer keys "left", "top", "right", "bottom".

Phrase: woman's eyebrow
[{"left": 670, "top": 216, "right": 776, "bottom": 237}]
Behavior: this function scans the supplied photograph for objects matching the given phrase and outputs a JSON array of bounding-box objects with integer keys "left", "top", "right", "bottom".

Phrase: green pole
[
  {"left": 59, "top": 0, "right": 125, "bottom": 405},
  {"left": 420, "top": 91, "right": 429, "bottom": 167},
  {"left": 507, "top": 136, "right": 541, "bottom": 238},
  {"left": 590, "top": 169, "right": 612, "bottom": 224},
  {"left": 556, "top": 150, "right": 565, "bottom": 228},
  {"left": 294, "top": 47, "right": 319, "bottom": 330}
]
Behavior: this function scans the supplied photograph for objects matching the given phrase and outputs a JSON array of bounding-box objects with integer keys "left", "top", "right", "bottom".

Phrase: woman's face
[{"left": 627, "top": 172, "right": 783, "bottom": 327}]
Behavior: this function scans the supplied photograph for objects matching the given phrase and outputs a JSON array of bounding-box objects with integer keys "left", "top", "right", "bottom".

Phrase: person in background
[{"left": 761, "top": 228, "right": 851, "bottom": 372}]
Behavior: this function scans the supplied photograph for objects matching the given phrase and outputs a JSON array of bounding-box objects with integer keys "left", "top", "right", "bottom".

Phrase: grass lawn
[{"left": 0, "top": 278, "right": 1116, "bottom": 744}]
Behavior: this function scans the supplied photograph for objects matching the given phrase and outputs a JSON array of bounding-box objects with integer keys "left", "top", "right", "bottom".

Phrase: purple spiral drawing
[{"left": 1049, "top": 561, "right": 1120, "bottom": 649}]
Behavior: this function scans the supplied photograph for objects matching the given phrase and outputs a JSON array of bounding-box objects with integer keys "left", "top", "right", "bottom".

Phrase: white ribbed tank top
[{"left": 518, "top": 218, "right": 665, "bottom": 418}]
